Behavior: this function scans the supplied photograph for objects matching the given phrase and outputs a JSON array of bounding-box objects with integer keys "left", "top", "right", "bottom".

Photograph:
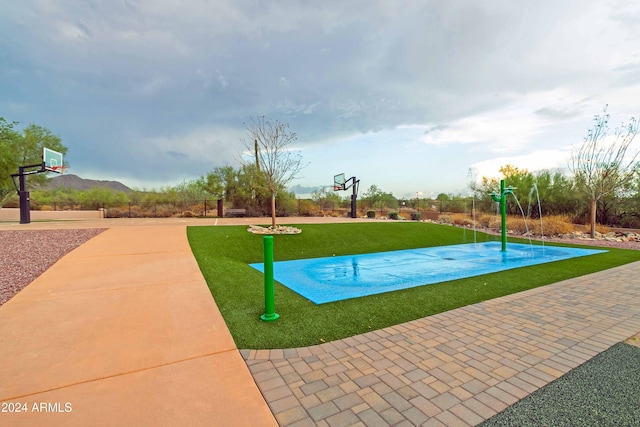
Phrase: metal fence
[
  {"left": 18, "top": 199, "right": 464, "bottom": 219},
  {"left": 12, "top": 197, "right": 566, "bottom": 220}
]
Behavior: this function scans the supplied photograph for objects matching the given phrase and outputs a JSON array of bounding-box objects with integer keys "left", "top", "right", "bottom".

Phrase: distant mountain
[{"left": 42, "top": 174, "right": 133, "bottom": 193}]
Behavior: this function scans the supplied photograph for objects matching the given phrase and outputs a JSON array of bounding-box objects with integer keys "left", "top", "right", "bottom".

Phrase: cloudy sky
[{"left": 2, "top": 0, "right": 639, "bottom": 199}]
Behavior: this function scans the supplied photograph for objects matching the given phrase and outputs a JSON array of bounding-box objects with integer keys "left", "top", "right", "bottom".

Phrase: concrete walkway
[
  {"left": 0, "top": 223, "right": 276, "bottom": 426},
  {"left": 243, "top": 261, "right": 640, "bottom": 426},
  {"left": 1, "top": 217, "right": 639, "bottom": 426}
]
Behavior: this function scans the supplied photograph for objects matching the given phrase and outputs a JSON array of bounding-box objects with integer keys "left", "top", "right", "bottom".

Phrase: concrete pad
[
  {"left": 15, "top": 252, "right": 208, "bottom": 296},
  {"left": 1, "top": 352, "right": 276, "bottom": 427},
  {"left": 70, "top": 226, "right": 193, "bottom": 256},
  {"left": 0, "top": 279, "right": 235, "bottom": 398},
  {"left": 0, "top": 224, "right": 276, "bottom": 425}
]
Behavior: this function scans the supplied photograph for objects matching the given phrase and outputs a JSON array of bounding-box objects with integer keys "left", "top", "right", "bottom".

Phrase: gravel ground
[
  {"left": 479, "top": 342, "right": 640, "bottom": 426},
  {"left": 0, "top": 228, "right": 105, "bottom": 307},
  {"left": 477, "top": 228, "right": 640, "bottom": 250}
]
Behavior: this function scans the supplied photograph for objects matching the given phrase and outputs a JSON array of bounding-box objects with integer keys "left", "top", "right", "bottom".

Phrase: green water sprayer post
[
  {"left": 260, "top": 235, "right": 280, "bottom": 322},
  {"left": 490, "top": 179, "right": 513, "bottom": 252}
]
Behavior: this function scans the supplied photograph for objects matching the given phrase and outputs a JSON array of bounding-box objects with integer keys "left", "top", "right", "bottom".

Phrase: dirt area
[{"left": 0, "top": 228, "right": 105, "bottom": 307}]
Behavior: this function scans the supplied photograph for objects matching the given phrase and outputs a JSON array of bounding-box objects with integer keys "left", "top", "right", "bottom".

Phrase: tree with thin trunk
[
  {"left": 241, "top": 116, "right": 306, "bottom": 228},
  {"left": 0, "top": 119, "right": 67, "bottom": 207},
  {"left": 569, "top": 105, "right": 639, "bottom": 237}
]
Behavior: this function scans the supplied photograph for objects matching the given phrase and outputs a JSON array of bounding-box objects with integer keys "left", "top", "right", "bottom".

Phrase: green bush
[
  {"left": 298, "top": 199, "right": 320, "bottom": 216},
  {"left": 411, "top": 212, "right": 421, "bottom": 221},
  {"left": 388, "top": 211, "right": 398, "bottom": 220},
  {"left": 367, "top": 210, "right": 376, "bottom": 218}
]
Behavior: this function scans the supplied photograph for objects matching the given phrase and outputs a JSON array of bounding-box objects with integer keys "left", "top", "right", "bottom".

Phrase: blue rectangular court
[{"left": 250, "top": 242, "right": 607, "bottom": 304}]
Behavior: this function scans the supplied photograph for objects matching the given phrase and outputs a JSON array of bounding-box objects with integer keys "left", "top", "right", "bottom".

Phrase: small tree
[
  {"left": 241, "top": 116, "right": 306, "bottom": 228},
  {"left": 0, "top": 118, "right": 20, "bottom": 206},
  {"left": 569, "top": 105, "right": 639, "bottom": 237},
  {"left": 363, "top": 185, "right": 384, "bottom": 210},
  {"left": 311, "top": 187, "right": 342, "bottom": 210},
  {"left": 0, "top": 119, "right": 67, "bottom": 207}
]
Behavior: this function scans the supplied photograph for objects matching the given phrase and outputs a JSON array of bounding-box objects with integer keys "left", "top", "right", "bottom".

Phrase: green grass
[{"left": 187, "top": 222, "right": 640, "bottom": 349}]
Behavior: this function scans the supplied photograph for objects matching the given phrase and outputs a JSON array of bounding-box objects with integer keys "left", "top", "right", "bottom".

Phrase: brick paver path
[{"left": 243, "top": 261, "right": 640, "bottom": 426}]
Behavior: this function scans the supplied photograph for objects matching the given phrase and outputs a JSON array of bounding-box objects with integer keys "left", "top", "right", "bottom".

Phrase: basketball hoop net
[
  {"left": 49, "top": 165, "right": 68, "bottom": 174},
  {"left": 333, "top": 185, "right": 343, "bottom": 191}
]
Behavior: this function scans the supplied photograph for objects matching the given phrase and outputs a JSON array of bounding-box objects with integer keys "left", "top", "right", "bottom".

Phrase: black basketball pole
[
  {"left": 18, "top": 167, "right": 30, "bottom": 224},
  {"left": 341, "top": 176, "right": 359, "bottom": 219},
  {"left": 12, "top": 162, "right": 46, "bottom": 225},
  {"left": 351, "top": 186, "right": 357, "bottom": 219}
]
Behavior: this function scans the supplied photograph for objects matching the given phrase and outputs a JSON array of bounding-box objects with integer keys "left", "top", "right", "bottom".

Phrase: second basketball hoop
[
  {"left": 333, "top": 173, "right": 346, "bottom": 191},
  {"left": 332, "top": 172, "right": 360, "bottom": 218}
]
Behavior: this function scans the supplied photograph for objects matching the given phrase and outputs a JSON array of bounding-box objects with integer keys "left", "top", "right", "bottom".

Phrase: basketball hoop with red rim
[
  {"left": 333, "top": 173, "right": 346, "bottom": 191},
  {"left": 49, "top": 165, "right": 68, "bottom": 174}
]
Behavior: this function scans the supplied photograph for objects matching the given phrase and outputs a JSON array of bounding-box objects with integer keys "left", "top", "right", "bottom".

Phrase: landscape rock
[
  {"left": 247, "top": 225, "right": 302, "bottom": 235},
  {"left": 431, "top": 218, "right": 640, "bottom": 245}
]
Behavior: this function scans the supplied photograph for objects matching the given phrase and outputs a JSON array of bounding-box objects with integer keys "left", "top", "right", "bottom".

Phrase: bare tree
[
  {"left": 241, "top": 116, "right": 306, "bottom": 228},
  {"left": 569, "top": 105, "right": 639, "bottom": 237}
]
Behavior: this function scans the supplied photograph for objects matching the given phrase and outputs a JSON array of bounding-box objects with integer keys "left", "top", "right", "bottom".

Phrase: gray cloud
[
  {"left": 1, "top": 0, "right": 639, "bottom": 191},
  {"left": 534, "top": 106, "right": 584, "bottom": 120}
]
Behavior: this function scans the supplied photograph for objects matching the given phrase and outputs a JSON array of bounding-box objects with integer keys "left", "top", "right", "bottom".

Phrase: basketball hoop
[
  {"left": 333, "top": 173, "right": 346, "bottom": 191},
  {"left": 43, "top": 148, "right": 65, "bottom": 174},
  {"left": 49, "top": 165, "right": 68, "bottom": 174}
]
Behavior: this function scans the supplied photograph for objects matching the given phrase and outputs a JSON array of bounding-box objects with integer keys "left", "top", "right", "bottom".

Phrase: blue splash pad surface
[{"left": 249, "top": 242, "right": 607, "bottom": 304}]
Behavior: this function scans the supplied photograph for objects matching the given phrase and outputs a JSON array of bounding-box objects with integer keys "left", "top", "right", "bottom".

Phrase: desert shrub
[
  {"left": 475, "top": 214, "right": 499, "bottom": 229},
  {"left": 436, "top": 214, "right": 450, "bottom": 223},
  {"left": 516, "top": 215, "right": 608, "bottom": 236},
  {"left": 298, "top": 199, "right": 320, "bottom": 216},
  {"left": 39, "top": 205, "right": 54, "bottom": 211},
  {"left": 276, "top": 197, "right": 297, "bottom": 217},
  {"left": 498, "top": 215, "right": 576, "bottom": 236},
  {"left": 388, "top": 211, "right": 399, "bottom": 220},
  {"left": 367, "top": 210, "right": 375, "bottom": 218},
  {"left": 106, "top": 207, "right": 128, "bottom": 218},
  {"left": 576, "top": 223, "right": 611, "bottom": 235},
  {"left": 439, "top": 213, "right": 477, "bottom": 227},
  {"left": 181, "top": 210, "right": 195, "bottom": 218},
  {"left": 617, "top": 213, "right": 640, "bottom": 229},
  {"left": 438, "top": 211, "right": 621, "bottom": 237},
  {"left": 128, "top": 206, "right": 142, "bottom": 218},
  {"left": 452, "top": 214, "right": 475, "bottom": 227},
  {"left": 533, "top": 215, "right": 574, "bottom": 236},
  {"left": 154, "top": 204, "right": 177, "bottom": 218},
  {"left": 505, "top": 217, "right": 530, "bottom": 234},
  {"left": 320, "top": 209, "right": 348, "bottom": 217},
  {"left": 186, "top": 203, "right": 205, "bottom": 216}
]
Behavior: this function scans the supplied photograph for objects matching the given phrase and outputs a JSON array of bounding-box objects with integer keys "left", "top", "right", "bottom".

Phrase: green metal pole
[
  {"left": 260, "top": 236, "right": 280, "bottom": 322},
  {"left": 500, "top": 179, "right": 507, "bottom": 252},
  {"left": 490, "top": 179, "right": 511, "bottom": 252}
]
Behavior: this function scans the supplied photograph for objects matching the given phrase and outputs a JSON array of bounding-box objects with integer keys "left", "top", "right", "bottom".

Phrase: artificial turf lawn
[{"left": 187, "top": 222, "right": 640, "bottom": 349}]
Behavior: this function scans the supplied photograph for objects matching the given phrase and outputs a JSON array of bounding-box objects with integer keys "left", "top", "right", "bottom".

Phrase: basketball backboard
[
  {"left": 333, "top": 173, "right": 345, "bottom": 191},
  {"left": 43, "top": 147, "right": 64, "bottom": 173}
]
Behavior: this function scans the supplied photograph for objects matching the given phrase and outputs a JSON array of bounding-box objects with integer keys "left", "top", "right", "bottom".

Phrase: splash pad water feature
[
  {"left": 490, "top": 179, "right": 514, "bottom": 252},
  {"left": 250, "top": 242, "right": 606, "bottom": 304},
  {"left": 251, "top": 180, "right": 604, "bottom": 305}
]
